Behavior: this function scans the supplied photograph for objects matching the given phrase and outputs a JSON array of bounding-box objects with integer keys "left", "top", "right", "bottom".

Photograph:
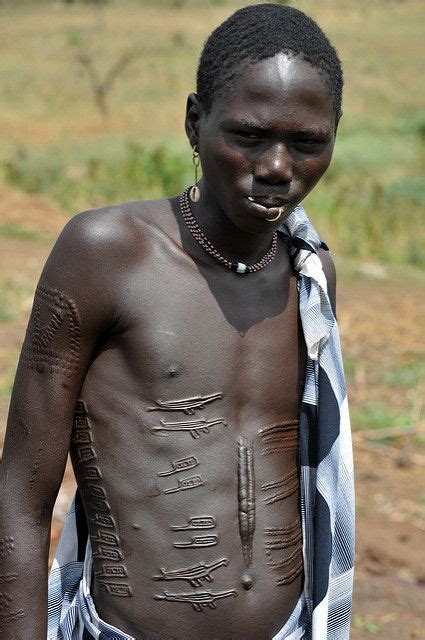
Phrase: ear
[{"left": 185, "top": 92, "right": 203, "bottom": 148}]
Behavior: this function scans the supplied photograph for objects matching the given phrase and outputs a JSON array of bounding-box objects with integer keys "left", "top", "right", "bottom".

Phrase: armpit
[{"left": 22, "top": 285, "right": 81, "bottom": 376}]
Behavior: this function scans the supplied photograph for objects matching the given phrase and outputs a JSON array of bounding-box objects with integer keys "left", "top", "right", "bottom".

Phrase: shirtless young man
[{"left": 0, "top": 4, "right": 355, "bottom": 640}]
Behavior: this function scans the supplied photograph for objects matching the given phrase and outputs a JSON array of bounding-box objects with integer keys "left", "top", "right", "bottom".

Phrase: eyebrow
[{"left": 223, "top": 119, "right": 331, "bottom": 137}]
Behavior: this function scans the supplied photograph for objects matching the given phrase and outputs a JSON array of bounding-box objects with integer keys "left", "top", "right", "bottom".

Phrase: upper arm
[
  {"left": 318, "top": 246, "right": 337, "bottom": 315},
  {"left": 1, "top": 210, "right": 117, "bottom": 514}
]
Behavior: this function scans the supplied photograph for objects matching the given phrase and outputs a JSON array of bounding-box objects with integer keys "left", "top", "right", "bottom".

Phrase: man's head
[
  {"left": 185, "top": 4, "right": 343, "bottom": 235},
  {"left": 197, "top": 3, "right": 343, "bottom": 120}
]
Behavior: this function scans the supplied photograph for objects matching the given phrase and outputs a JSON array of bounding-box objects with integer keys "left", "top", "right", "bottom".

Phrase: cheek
[
  {"left": 201, "top": 139, "right": 251, "bottom": 179},
  {"left": 297, "top": 152, "right": 333, "bottom": 187}
]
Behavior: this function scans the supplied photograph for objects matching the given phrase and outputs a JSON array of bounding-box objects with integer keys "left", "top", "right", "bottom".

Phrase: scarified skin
[
  {"left": 70, "top": 401, "right": 132, "bottom": 597},
  {"left": 267, "top": 545, "right": 302, "bottom": 570},
  {"left": 153, "top": 558, "right": 228, "bottom": 587},
  {"left": 154, "top": 589, "right": 237, "bottom": 612},
  {"left": 264, "top": 518, "right": 300, "bottom": 537},
  {"left": 237, "top": 437, "right": 255, "bottom": 567},
  {"left": 150, "top": 417, "right": 227, "bottom": 439},
  {"left": 147, "top": 392, "right": 223, "bottom": 415},
  {"left": 261, "top": 468, "right": 299, "bottom": 505},
  {"left": 0, "top": 574, "right": 18, "bottom": 585},
  {"left": 259, "top": 421, "right": 299, "bottom": 456},
  {"left": 265, "top": 530, "right": 302, "bottom": 552},
  {"left": 23, "top": 285, "right": 81, "bottom": 376},
  {"left": 171, "top": 516, "right": 216, "bottom": 531},
  {"left": 275, "top": 559, "right": 304, "bottom": 586}
]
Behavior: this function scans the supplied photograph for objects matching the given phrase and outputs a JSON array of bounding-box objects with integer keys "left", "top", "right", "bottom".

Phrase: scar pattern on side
[
  {"left": 0, "top": 537, "right": 14, "bottom": 560},
  {"left": 153, "top": 558, "right": 228, "bottom": 587},
  {"left": 237, "top": 437, "right": 255, "bottom": 567},
  {"left": 154, "top": 589, "right": 237, "bottom": 612},
  {"left": 171, "top": 516, "right": 216, "bottom": 531},
  {"left": 259, "top": 420, "right": 299, "bottom": 455},
  {"left": 147, "top": 392, "right": 223, "bottom": 415},
  {"left": 0, "top": 592, "right": 24, "bottom": 628},
  {"left": 275, "top": 559, "right": 304, "bottom": 586},
  {"left": 264, "top": 518, "right": 303, "bottom": 586},
  {"left": 264, "top": 518, "right": 302, "bottom": 555},
  {"left": 173, "top": 535, "right": 218, "bottom": 549},
  {"left": 158, "top": 456, "right": 199, "bottom": 477},
  {"left": 267, "top": 545, "right": 302, "bottom": 570},
  {"left": 151, "top": 417, "right": 227, "bottom": 439},
  {"left": 163, "top": 475, "right": 204, "bottom": 494},
  {"left": 261, "top": 468, "right": 299, "bottom": 505},
  {"left": 70, "top": 401, "right": 132, "bottom": 597},
  {"left": 23, "top": 285, "right": 81, "bottom": 376}
]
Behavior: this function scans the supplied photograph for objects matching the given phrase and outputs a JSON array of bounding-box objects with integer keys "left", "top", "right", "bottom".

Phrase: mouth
[{"left": 246, "top": 195, "right": 292, "bottom": 221}]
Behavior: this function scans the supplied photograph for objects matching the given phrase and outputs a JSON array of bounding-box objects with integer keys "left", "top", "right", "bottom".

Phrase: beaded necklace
[{"left": 179, "top": 188, "right": 278, "bottom": 274}]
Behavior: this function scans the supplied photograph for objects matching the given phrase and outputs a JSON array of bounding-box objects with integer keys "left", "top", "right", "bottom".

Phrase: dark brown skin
[{"left": 0, "top": 54, "right": 337, "bottom": 639}]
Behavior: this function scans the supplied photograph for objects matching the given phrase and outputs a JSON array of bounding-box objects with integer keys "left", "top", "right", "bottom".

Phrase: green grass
[
  {"left": 353, "top": 617, "right": 382, "bottom": 634},
  {"left": 0, "top": 279, "right": 34, "bottom": 324},
  {"left": 0, "top": 0, "right": 424, "bottom": 264},
  {"left": 352, "top": 404, "right": 411, "bottom": 433},
  {"left": 0, "top": 224, "right": 45, "bottom": 240},
  {"left": 379, "top": 361, "right": 425, "bottom": 389}
]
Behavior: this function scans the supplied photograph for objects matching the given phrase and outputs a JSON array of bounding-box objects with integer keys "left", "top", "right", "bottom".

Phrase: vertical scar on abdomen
[{"left": 237, "top": 437, "right": 255, "bottom": 567}]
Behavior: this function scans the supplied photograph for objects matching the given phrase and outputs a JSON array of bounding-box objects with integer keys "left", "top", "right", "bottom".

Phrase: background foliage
[{"left": 0, "top": 0, "right": 423, "bottom": 265}]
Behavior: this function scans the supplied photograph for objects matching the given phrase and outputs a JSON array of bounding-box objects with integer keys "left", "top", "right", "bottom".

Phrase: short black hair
[{"left": 197, "top": 3, "right": 343, "bottom": 118}]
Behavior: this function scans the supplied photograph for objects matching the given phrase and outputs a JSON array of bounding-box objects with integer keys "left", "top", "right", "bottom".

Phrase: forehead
[{"left": 209, "top": 53, "right": 335, "bottom": 129}]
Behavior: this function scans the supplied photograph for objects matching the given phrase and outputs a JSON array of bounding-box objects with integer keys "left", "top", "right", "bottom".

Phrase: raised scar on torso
[
  {"left": 173, "top": 535, "right": 218, "bottom": 549},
  {"left": 154, "top": 589, "right": 237, "bottom": 612},
  {"left": 147, "top": 393, "right": 223, "bottom": 415},
  {"left": 171, "top": 516, "right": 216, "bottom": 531},
  {"left": 150, "top": 418, "right": 227, "bottom": 439},
  {"left": 153, "top": 558, "right": 228, "bottom": 587}
]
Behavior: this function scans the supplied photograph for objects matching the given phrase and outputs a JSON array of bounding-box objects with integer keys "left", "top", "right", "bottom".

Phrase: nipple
[{"left": 241, "top": 574, "right": 254, "bottom": 591}]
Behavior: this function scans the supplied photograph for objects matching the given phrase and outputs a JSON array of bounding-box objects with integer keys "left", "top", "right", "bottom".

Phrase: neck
[{"left": 188, "top": 181, "right": 277, "bottom": 264}]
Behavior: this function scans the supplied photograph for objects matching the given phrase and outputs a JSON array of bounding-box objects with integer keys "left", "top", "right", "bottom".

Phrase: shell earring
[{"left": 189, "top": 145, "right": 201, "bottom": 203}]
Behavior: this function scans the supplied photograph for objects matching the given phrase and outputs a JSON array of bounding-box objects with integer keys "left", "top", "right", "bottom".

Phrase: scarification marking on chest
[
  {"left": 171, "top": 516, "right": 216, "bottom": 531},
  {"left": 173, "top": 535, "right": 218, "bottom": 549},
  {"left": 153, "top": 558, "right": 228, "bottom": 587},
  {"left": 147, "top": 392, "right": 223, "bottom": 415},
  {"left": 163, "top": 475, "right": 204, "bottom": 494},
  {"left": 150, "top": 417, "right": 227, "bottom": 439},
  {"left": 237, "top": 437, "right": 256, "bottom": 567},
  {"left": 158, "top": 456, "right": 199, "bottom": 477}
]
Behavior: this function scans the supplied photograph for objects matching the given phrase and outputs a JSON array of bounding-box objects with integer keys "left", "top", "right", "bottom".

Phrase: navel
[{"left": 241, "top": 573, "right": 254, "bottom": 590}]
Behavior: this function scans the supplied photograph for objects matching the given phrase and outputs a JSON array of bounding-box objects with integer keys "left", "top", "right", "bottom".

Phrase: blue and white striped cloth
[{"left": 48, "top": 204, "right": 355, "bottom": 639}]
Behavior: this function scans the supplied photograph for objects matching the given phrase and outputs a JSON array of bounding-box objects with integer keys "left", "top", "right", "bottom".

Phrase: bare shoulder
[
  {"left": 54, "top": 197, "right": 174, "bottom": 265},
  {"left": 317, "top": 246, "right": 336, "bottom": 307}
]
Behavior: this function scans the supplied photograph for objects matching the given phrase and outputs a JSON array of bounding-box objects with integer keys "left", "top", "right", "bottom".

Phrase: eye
[
  {"left": 294, "top": 139, "right": 328, "bottom": 154},
  {"left": 232, "top": 130, "right": 262, "bottom": 143}
]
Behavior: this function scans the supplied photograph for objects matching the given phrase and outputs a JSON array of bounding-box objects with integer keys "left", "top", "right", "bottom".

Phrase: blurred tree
[{"left": 68, "top": 31, "right": 141, "bottom": 117}]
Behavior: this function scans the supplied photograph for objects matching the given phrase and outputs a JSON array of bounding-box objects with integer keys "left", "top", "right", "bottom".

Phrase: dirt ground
[{"left": 0, "top": 186, "right": 424, "bottom": 639}]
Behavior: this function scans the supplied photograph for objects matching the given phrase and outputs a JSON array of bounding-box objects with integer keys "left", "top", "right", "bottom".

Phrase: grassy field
[{"left": 0, "top": 0, "right": 424, "bottom": 264}]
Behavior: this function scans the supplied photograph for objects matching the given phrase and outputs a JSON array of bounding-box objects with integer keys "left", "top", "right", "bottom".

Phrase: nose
[{"left": 254, "top": 143, "right": 293, "bottom": 185}]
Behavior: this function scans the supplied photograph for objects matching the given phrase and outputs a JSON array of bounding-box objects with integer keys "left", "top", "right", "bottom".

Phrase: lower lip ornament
[
  {"left": 266, "top": 207, "right": 284, "bottom": 223},
  {"left": 247, "top": 197, "right": 285, "bottom": 223}
]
